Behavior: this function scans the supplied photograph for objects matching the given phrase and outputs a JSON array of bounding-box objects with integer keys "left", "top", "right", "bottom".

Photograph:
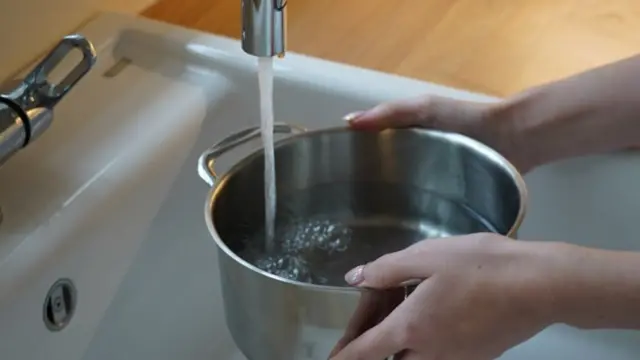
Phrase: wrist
[
  {"left": 486, "top": 86, "right": 564, "bottom": 173},
  {"left": 528, "top": 242, "right": 640, "bottom": 330},
  {"left": 489, "top": 59, "right": 640, "bottom": 170},
  {"left": 508, "top": 240, "right": 578, "bottom": 328},
  {"left": 526, "top": 241, "right": 589, "bottom": 328}
]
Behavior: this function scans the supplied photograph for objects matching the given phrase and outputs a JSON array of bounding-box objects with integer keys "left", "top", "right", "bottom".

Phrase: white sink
[{"left": 1, "top": 12, "right": 639, "bottom": 360}]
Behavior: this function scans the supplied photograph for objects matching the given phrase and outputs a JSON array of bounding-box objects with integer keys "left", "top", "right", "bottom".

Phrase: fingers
[
  {"left": 329, "top": 289, "right": 405, "bottom": 357},
  {"left": 344, "top": 95, "right": 489, "bottom": 132},
  {"left": 345, "top": 243, "right": 433, "bottom": 289},
  {"left": 329, "top": 305, "right": 406, "bottom": 360},
  {"left": 344, "top": 97, "right": 432, "bottom": 130},
  {"left": 330, "top": 280, "right": 438, "bottom": 360},
  {"left": 329, "top": 291, "right": 385, "bottom": 357},
  {"left": 331, "top": 279, "right": 446, "bottom": 360}
]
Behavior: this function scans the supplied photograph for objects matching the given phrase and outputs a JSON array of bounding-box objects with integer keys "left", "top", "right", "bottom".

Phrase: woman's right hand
[{"left": 343, "top": 95, "right": 534, "bottom": 173}]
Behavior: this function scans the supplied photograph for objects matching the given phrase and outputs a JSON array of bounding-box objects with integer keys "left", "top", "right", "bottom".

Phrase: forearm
[
  {"left": 495, "top": 54, "right": 640, "bottom": 170},
  {"left": 538, "top": 242, "right": 640, "bottom": 330}
]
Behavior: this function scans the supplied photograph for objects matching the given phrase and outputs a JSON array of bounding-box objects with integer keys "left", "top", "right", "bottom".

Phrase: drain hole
[{"left": 43, "top": 278, "right": 77, "bottom": 331}]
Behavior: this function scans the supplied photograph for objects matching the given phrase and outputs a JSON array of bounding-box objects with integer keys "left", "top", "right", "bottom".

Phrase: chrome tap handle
[
  {"left": 12, "top": 34, "right": 97, "bottom": 109},
  {"left": 0, "top": 34, "right": 96, "bottom": 167}
]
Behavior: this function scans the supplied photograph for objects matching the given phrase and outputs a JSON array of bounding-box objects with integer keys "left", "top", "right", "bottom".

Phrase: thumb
[{"left": 344, "top": 245, "right": 432, "bottom": 289}]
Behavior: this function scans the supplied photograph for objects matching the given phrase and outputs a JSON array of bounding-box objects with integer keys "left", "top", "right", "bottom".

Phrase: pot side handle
[{"left": 197, "top": 123, "right": 306, "bottom": 187}]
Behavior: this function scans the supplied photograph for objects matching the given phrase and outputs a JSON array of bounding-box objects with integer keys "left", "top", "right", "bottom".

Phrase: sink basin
[{"left": 1, "top": 12, "right": 639, "bottom": 360}]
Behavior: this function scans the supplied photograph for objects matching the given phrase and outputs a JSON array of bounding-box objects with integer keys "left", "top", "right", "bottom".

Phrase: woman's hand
[
  {"left": 343, "top": 95, "right": 534, "bottom": 172},
  {"left": 329, "top": 233, "right": 567, "bottom": 360},
  {"left": 345, "top": 54, "right": 640, "bottom": 170}
]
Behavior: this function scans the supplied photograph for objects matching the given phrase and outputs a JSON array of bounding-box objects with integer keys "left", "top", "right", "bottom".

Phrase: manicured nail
[
  {"left": 343, "top": 111, "right": 365, "bottom": 122},
  {"left": 345, "top": 265, "right": 365, "bottom": 285}
]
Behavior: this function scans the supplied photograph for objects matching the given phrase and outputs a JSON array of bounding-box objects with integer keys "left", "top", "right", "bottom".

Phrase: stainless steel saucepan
[{"left": 197, "top": 123, "right": 527, "bottom": 360}]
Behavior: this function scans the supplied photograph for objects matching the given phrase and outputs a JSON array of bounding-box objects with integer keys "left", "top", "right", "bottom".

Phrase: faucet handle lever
[
  {"left": 21, "top": 34, "right": 97, "bottom": 109},
  {"left": 0, "top": 34, "right": 96, "bottom": 167}
]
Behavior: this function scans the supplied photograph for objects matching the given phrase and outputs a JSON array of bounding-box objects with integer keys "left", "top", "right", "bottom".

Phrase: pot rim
[{"left": 203, "top": 126, "right": 528, "bottom": 292}]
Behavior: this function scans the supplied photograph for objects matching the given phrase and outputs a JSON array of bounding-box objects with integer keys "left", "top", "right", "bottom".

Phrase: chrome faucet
[
  {"left": 0, "top": 34, "right": 96, "bottom": 167},
  {"left": 241, "top": 0, "right": 287, "bottom": 57}
]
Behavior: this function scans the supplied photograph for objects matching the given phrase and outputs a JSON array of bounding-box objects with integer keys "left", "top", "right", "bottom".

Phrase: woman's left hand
[{"left": 329, "top": 233, "right": 568, "bottom": 360}]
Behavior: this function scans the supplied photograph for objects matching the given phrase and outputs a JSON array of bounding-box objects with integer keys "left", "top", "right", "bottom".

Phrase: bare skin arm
[
  {"left": 330, "top": 236, "right": 640, "bottom": 360},
  {"left": 333, "top": 55, "right": 640, "bottom": 359},
  {"left": 546, "top": 242, "right": 640, "bottom": 330},
  {"left": 345, "top": 54, "right": 640, "bottom": 173},
  {"left": 494, "top": 54, "right": 640, "bottom": 171},
  {"left": 494, "top": 56, "right": 640, "bottom": 329}
]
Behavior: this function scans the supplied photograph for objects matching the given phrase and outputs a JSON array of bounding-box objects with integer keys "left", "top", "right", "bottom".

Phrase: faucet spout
[{"left": 241, "top": 0, "right": 287, "bottom": 57}]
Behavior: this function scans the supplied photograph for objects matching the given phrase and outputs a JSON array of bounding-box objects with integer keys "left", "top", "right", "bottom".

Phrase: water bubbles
[
  {"left": 254, "top": 254, "right": 314, "bottom": 283},
  {"left": 280, "top": 219, "right": 352, "bottom": 254},
  {"left": 241, "top": 218, "right": 353, "bottom": 285}
]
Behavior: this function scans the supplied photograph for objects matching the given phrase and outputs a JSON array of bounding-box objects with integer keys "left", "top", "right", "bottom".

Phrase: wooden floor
[{"left": 143, "top": 0, "right": 640, "bottom": 97}]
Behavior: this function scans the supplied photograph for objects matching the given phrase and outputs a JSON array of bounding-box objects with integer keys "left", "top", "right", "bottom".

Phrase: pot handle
[{"left": 197, "top": 123, "right": 306, "bottom": 187}]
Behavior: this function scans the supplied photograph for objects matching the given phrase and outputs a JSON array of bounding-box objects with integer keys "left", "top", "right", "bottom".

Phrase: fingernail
[
  {"left": 345, "top": 265, "right": 365, "bottom": 285},
  {"left": 343, "top": 111, "right": 365, "bottom": 122}
]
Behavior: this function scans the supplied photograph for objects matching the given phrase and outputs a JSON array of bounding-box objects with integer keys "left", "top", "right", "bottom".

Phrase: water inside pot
[{"left": 234, "top": 181, "right": 497, "bottom": 286}]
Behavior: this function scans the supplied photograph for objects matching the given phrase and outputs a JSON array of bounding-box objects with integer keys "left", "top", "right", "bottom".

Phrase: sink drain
[{"left": 43, "top": 278, "right": 77, "bottom": 332}]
